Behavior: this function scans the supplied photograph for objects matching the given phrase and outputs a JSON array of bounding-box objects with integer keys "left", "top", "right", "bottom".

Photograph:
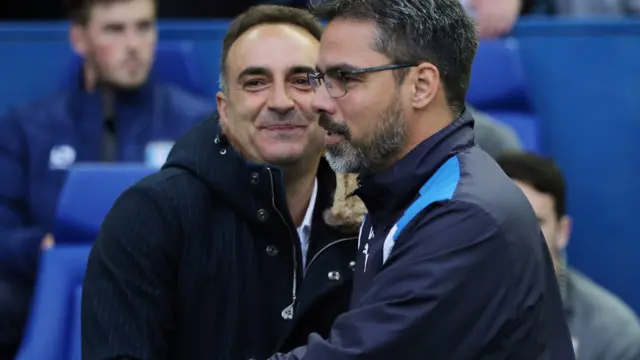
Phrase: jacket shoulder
[
  {"left": 452, "top": 149, "right": 540, "bottom": 235},
  {"left": 1, "top": 92, "right": 71, "bottom": 128},
  {"left": 569, "top": 269, "right": 640, "bottom": 332},
  {"left": 135, "top": 166, "right": 211, "bottom": 209}
]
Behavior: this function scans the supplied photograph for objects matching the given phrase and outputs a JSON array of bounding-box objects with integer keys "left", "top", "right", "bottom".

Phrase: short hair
[
  {"left": 219, "top": 5, "right": 324, "bottom": 93},
  {"left": 68, "top": 0, "right": 156, "bottom": 25},
  {"left": 497, "top": 152, "right": 567, "bottom": 218},
  {"left": 310, "top": 0, "right": 478, "bottom": 115}
]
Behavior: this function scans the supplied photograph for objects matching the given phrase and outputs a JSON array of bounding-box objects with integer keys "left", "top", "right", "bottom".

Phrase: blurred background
[{"left": 0, "top": 0, "right": 639, "bottom": 359}]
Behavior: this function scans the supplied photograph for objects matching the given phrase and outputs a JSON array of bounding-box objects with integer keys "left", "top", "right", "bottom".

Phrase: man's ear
[
  {"left": 216, "top": 91, "right": 229, "bottom": 127},
  {"left": 69, "top": 25, "right": 87, "bottom": 56},
  {"left": 411, "top": 62, "right": 440, "bottom": 110},
  {"left": 556, "top": 215, "right": 572, "bottom": 251}
]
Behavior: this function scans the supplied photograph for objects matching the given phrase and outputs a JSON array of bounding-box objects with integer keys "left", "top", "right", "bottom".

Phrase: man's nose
[
  {"left": 311, "top": 82, "right": 335, "bottom": 115},
  {"left": 267, "top": 81, "right": 295, "bottom": 116}
]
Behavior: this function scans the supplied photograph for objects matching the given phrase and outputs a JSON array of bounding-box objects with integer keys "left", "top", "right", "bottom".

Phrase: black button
[
  {"left": 250, "top": 172, "right": 260, "bottom": 184},
  {"left": 257, "top": 208, "right": 269, "bottom": 222},
  {"left": 266, "top": 245, "right": 279, "bottom": 256}
]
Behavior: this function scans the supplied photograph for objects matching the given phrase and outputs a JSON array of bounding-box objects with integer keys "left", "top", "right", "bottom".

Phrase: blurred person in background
[
  {"left": 461, "top": 0, "right": 539, "bottom": 37},
  {"left": 469, "top": 108, "right": 523, "bottom": 158},
  {"left": 81, "top": 5, "right": 364, "bottom": 360},
  {"left": 498, "top": 152, "right": 640, "bottom": 360},
  {"left": 0, "top": 0, "right": 213, "bottom": 357}
]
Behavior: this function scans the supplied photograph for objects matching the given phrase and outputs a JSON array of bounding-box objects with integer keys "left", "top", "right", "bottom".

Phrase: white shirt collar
[
  {"left": 299, "top": 177, "right": 318, "bottom": 236},
  {"left": 298, "top": 178, "right": 317, "bottom": 271}
]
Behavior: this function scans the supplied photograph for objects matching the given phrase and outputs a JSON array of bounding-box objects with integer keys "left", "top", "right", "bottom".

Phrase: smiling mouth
[{"left": 264, "top": 125, "right": 305, "bottom": 131}]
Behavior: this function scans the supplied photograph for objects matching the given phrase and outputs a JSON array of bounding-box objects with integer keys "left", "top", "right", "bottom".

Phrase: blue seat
[
  {"left": 53, "top": 164, "right": 155, "bottom": 244},
  {"left": 467, "top": 39, "right": 541, "bottom": 153},
  {"left": 60, "top": 41, "right": 207, "bottom": 96},
  {"left": 15, "top": 245, "right": 92, "bottom": 360},
  {"left": 69, "top": 286, "right": 83, "bottom": 360},
  {"left": 467, "top": 38, "right": 532, "bottom": 111}
]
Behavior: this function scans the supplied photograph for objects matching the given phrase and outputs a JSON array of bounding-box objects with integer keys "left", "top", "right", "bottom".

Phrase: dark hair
[
  {"left": 219, "top": 5, "right": 324, "bottom": 92},
  {"left": 68, "top": 0, "right": 156, "bottom": 25},
  {"left": 310, "top": 0, "right": 477, "bottom": 115},
  {"left": 497, "top": 152, "right": 567, "bottom": 218}
]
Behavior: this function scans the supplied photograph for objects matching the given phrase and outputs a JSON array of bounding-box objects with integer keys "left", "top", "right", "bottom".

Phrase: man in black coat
[{"left": 81, "top": 5, "right": 365, "bottom": 360}]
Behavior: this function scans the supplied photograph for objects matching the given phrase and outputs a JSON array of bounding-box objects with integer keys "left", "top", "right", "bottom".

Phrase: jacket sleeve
[
  {"left": 0, "top": 111, "right": 46, "bottom": 280},
  {"left": 81, "top": 186, "right": 178, "bottom": 360},
  {"left": 269, "top": 201, "right": 512, "bottom": 360}
]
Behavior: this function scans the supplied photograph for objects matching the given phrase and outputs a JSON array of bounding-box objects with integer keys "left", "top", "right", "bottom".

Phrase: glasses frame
[{"left": 308, "top": 63, "right": 418, "bottom": 98}]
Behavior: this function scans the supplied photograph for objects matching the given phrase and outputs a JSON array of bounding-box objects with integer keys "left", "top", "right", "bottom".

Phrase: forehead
[
  {"left": 88, "top": 0, "right": 155, "bottom": 24},
  {"left": 317, "top": 19, "right": 389, "bottom": 70},
  {"left": 514, "top": 180, "right": 556, "bottom": 217},
  {"left": 227, "top": 24, "right": 319, "bottom": 74}
]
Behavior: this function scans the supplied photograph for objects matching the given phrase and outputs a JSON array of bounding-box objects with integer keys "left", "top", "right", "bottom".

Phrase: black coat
[{"left": 81, "top": 116, "right": 364, "bottom": 360}]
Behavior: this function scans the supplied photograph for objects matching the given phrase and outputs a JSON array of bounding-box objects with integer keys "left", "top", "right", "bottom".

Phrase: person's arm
[
  {"left": 0, "top": 111, "right": 47, "bottom": 280},
  {"left": 81, "top": 185, "right": 179, "bottom": 360},
  {"left": 269, "top": 201, "right": 516, "bottom": 360}
]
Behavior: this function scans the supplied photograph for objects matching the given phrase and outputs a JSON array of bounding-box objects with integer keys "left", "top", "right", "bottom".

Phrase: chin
[{"left": 263, "top": 153, "right": 305, "bottom": 167}]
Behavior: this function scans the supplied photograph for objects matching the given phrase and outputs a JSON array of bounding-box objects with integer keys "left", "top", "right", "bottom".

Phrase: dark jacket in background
[
  {"left": 0, "top": 81, "right": 214, "bottom": 282},
  {"left": 269, "top": 111, "right": 575, "bottom": 360},
  {"left": 81, "top": 116, "right": 364, "bottom": 360}
]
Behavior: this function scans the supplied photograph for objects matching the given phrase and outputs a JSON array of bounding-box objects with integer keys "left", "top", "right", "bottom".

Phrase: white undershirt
[{"left": 297, "top": 178, "right": 318, "bottom": 272}]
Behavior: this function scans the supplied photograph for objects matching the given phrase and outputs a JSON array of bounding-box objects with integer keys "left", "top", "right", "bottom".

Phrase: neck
[
  {"left": 402, "top": 106, "right": 455, "bottom": 161},
  {"left": 84, "top": 64, "right": 98, "bottom": 91},
  {"left": 283, "top": 158, "right": 320, "bottom": 227}
]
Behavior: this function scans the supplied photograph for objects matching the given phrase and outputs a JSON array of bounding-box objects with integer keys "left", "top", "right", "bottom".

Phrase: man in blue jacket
[
  {"left": 267, "top": 0, "right": 575, "bottom": 358},
  {"left": 0, "top": 0, "right": 213, "bottom": 357}
]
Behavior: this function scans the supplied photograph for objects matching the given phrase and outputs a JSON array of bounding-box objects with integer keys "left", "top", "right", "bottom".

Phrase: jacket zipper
[
  {"left": 266, "top": 166, "right": 299, "bottom": 320},
  {"left": 305, "top": 236, "right": 358, "bottom": 273}
]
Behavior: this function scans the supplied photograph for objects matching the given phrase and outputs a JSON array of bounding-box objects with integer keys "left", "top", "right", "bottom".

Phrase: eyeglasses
[{"left": 307, "top": 63, "right": 417, "bottom": 98}]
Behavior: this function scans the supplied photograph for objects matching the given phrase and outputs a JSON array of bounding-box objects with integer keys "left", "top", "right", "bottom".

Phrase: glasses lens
[
  {"left": 324, "top": 72, "right": 347, "bottom": 98},
  {"left": 308, "top": 73, "right": 321, "bottom": 92}
]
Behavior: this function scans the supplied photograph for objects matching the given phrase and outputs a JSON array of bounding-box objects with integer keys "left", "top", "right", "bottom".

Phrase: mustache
[{"left": 319, "top": 113, "right": 350, "bottom": 139}]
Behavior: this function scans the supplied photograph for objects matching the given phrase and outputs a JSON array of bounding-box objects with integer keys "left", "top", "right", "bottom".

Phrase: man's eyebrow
[
  {"left": 236, "top": 66, "right": 271, "bottom": 81},
  {"left": 288, "top": 65, "right": 316, "bottom": 75},
  {"left": 320, "top": 62, "right": 360, "bottom": 73}
]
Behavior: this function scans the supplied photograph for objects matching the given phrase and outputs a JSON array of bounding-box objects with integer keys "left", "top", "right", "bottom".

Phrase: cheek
[
  {"left": 94, "top": 43, "right": 119, "bottom": 67},
  {"left": 340, "top": 98, "right": 380, "bottom": 142}
]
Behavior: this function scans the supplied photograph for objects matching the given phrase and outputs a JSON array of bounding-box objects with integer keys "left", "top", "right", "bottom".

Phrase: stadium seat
[
  {"left": 467, "top": 38, "right": 531, "bottom": 111},
  {"left": 15, "top": 245, "right": 92, "bottom": 360},
  {"left": 60, "top": 41, "right": 207, "bottom": 96},
  {"left": 69, "top": 287, "right": 83, "bottom": 360},
  {"left": 467, "top": 38, "right": 541, "bottom": 153},
  {"left": 53, "top": 164, "right": 155, "bottom": 244}
]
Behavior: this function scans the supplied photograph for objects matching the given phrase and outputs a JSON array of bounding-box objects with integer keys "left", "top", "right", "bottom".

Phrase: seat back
[
  {"left": 467, "top": 38, "right": 541, "bottom": 153},
  {"left": 69, "top": 286, "right": 83, "bottom": 360},
  {"left": 467, "top": 38, "right": 532, "bottom": 111},
  {"left": 15, "top": 245, "right": 92, "bottom": 360},
  {"left": 53, "top": 164, "right": 155, "bottom": 244}
]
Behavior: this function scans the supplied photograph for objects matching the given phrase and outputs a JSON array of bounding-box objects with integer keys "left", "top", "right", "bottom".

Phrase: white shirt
[{"left": 298, "top": 178, "right": 318, "bottom": 272}]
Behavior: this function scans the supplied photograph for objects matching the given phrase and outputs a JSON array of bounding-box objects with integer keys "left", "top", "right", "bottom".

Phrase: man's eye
[
  {"left": 292, "top": 77, "right": 312, "bottom": 89},
  {"left": 244, "top": 79, "right": 267, "bottom": 89},
  {"left": 341, "top": 75, "right": 360, "bottom": 82}
]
